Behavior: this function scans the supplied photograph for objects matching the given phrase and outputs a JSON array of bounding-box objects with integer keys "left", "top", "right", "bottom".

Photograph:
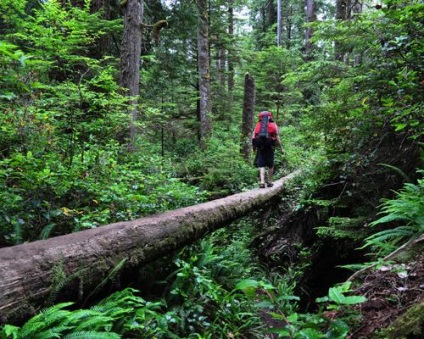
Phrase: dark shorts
[{"left": 256, "top": 147, "right": 275, "bottom": 168}]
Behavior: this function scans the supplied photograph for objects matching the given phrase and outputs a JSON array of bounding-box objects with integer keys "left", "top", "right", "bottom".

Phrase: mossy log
[{"left": 0, "top": 170, "right": 300, "bottom": 324}]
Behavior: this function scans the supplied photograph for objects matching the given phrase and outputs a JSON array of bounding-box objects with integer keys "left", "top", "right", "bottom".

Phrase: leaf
[
  {"left": 342, "top": 296, "right": 367, "bottom": 305},
  {"left": 234, "top": 279, "right": 260, "bottom": 290},
  {"left": 328, "top": 287, "right": 346, "bottom": 305}
]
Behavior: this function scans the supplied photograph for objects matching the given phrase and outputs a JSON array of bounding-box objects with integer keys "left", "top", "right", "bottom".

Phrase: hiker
[{"left": 252, "top": 111, "right": 284, "bottom": 188}]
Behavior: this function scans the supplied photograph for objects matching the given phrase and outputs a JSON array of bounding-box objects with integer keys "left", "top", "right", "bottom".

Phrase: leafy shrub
[
  {"left": 0, "top": 147, "right": 207, "bottom": 245},
  {"left": 176, "top": 131, "right": 257, "bottom": 193}
]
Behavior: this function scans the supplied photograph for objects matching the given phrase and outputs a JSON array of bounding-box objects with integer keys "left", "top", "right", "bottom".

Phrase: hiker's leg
[
  {"left": 266, "top": 149, "right": 275, "bottom": 187},
  {"left": 257, "top": 150, "right": 266, "bottom": 187},
  {"left": 260, "top": 167, "right": 266, "bottom": 184},
  {"left": 268, "top": 167, "right": 273, "bottom": 183}
]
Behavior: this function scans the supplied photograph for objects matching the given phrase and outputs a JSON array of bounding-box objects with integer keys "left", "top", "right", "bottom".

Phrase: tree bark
[
  {"left": 119, "top": 0, "right": 143, "bottom": 151},
  {"left": 197, "top": 0, "right": 212, "bottom": 145},
  {"left": 0, "top": 171, "right": 300, "bottom": 325},
  {"left": 277, "top": 0, "right": 282, "bottom": 46},
  {"left": 227, "top": 0, "right": 235, "bottom": 105},
  {"left": 241, "top": 73, "right": 255, "bottom": 162},
  {"left": 335, "top": 0, "right": 348, "bottom": 62},
  {"left": 304, "top": 0, "right": 316, "bottom": 58}
]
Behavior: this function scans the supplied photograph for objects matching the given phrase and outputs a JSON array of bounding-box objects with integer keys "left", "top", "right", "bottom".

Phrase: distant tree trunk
[
  {"left": 0, "top": 171, "right": 301, "bottom": 325},
  {"left": 197, "top": 0, "right": 212, "bottom": 146},
  {"left": 89, "top": 0, "right": 117, "bottom": 58},
  {"left": 286, "top": 5, "right": 293, "bottom": 49},
  {"left": 304, "top": 0, "right": 316, "bottom": 58},
  {"left": 217, "top": 45, "right": 225, "bottom": 87},
  {"left": 335, "top": 0, "right": 363, "bottom": 64},
  {"left": 335, "top": 0, "right": 348, "bottom": 61},
  {"left": 277, "top": 0, "right": 282, "bottom": 46},
  {"left": 119, "top": 0, "right": 143, "bottom": 151},
  {"left": 241, "top": 73, "right": 255, "bottom": 161},
  {"left": 227, "top": 0, "right": 235, "bottom": 128},
  {"left": 227, "top": 0, "right": 235, "bottom": 99}
]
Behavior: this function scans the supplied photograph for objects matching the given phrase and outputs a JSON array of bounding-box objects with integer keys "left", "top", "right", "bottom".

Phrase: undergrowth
[{"left": 0, "top": 219, "right": 367, "bottom": 339}]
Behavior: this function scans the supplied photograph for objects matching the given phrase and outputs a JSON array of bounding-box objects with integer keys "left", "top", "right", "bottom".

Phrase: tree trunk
[
  {"left": 335, "top": 0, "right": 348, "bottom": 61},
  {"left": 304, "top": 0, "right": 316, "bottom": 58},
  {"left": 197, "top": 0, "right": 212, "bottom": 145},
  {"left": 0, "top": 171, "right": 301, "bottom": 325},
  {"left": 241, "top": 73, "right": 255, "bottom": 162},
  {"left": 224, "top": 0, "right": 235, "bottom": 130},
  {"left": 227, "top": 0, "right": 235, "bottom": 106},
  {"left": 119, "top": 0, "right": 143, "bottom": 151},
  {"left": 277, "top": 0, "right": 282, "bottom": 46}
]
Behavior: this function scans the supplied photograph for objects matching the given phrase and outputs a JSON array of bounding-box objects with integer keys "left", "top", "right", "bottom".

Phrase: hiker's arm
[
  {"left": 276, "top": 136, "right": 284, "bottom": 152},
  {"left": 275, "top": 127, "right": 284, "bottom": 152}
]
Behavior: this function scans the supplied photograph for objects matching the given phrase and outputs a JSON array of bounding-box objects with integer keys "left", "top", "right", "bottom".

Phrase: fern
[
  {"left": 364, "top": 172, "right": 424, "bottom": 256},
  {"left": 40, "top": 222, "right": 56, "bottom": 240},
  {"left": 48, "top": 266, "right": 89, "bottom": 305},
  {"left": 33, "top": 326, "right": 72, "bottom": 339},
  {"left": 315, "top": 217, "right": 367, "bottom": 240},
  {"left": 62, "top": 332, "right": 120, "bottom": 339},
  {"left": 379, "top": 163, "right": 412, "bottom": 182},
  {"left": 65, "top": 309, "right": 114, "bottom": 332},
  {"left": 19, "top": 302, "right": 74, "bottom": 338},
  {"left": 84, "top": 258, "right": 127, "bottom": 303}
]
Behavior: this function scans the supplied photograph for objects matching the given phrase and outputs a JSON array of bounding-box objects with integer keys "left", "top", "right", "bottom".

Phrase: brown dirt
[{"left": 349, "top": 253, "right": 424, "bottom": 338}]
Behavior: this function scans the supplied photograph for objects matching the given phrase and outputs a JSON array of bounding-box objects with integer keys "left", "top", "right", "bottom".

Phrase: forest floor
[
  {"left": 257, "top": 252, "right": 424, "bottom": 338},
  {"left": 349, "top": 252, "right": 424, "bottom": 338}
]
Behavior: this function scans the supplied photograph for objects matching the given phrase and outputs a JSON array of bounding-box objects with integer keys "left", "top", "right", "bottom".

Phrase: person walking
[{"left": 252, "top": 111, "right": 284, "bottom": 188}]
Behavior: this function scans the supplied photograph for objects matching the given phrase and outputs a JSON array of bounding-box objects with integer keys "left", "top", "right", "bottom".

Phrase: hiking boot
[
  {"left": 267, "top": 182, "right": 274, "bottom": 187},
  {"left": 259, "top": 183, "right": 266, "bottom": 188}
]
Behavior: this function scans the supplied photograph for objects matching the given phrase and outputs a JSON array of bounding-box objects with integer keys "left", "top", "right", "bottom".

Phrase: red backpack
[{"left": 253, "top": 111, "right": 276, "bottom": 149}]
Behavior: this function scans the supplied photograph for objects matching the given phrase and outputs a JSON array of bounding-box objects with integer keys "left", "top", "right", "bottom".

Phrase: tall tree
[
  {"left": 277, "top": 0, "right": 282, "bottom": 46},
  {"left": 241, "top": 73, "right": 255, "bottom": 161},
  {"left": 119, "top": 0, "right": 143, "bottom": 151},
  {"left": 335, "top": 0, "right": 348, "bottom": 61},
  {"left": 304, "top": 0, "right": 316, "bottom": 57},
  {"left": 227, "top": 0, "right": 235, "bottom": 105},
  {"left": 197, "top": 0, "right": 212, "bottom": 145}
]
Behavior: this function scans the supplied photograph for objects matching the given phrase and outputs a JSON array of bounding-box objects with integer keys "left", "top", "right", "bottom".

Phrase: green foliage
[
  {"left": 176, "top": 129, "right": 258, "bottom": 193},
  {"left": 0, "top": 0, "right": 423, "bottom": 337},
  {"left": 316, "top": 216, "right": 367, "bottom": 241},
  {"left": 362, "top": 171, "right": 424, "bottom": 256},
  {"left": 0, "top": 149, "right": 207, "bottom": 245},
  {"left": 0, "top": 302, "right": 121, "bottom": 339},
  {"left": 0, "top": 289, "right": 168, "bottom": 339},
  {"left": 0, "top": 221, "right": 266, "bottom": 338},
  {"left": 236, "top": 276, "right": 365, "bottom": 338},
  {"left": 246, "top": 46, "right": 303, "bottom": 110},
  {"left": 316, "top": 282, "right": 367, "bottom": 309},
  {"left": 163, "top": 222, "right": 265, "bottom": 337}
]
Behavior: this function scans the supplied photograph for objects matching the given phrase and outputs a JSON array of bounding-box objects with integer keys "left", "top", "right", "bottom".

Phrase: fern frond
[
  {"left": 84, "top": 258, "right": 127, "bottom": 303},
  {"left": 61, "top": 309, "right": 112, "bottom": 331},
  {"left": 74, "top": 315, "right": 115, "bottom": 332},
  {"left": 365, "top": 226, "right": 416, "bottom": 242},
  {"left": 95, "top": 288, "right": 146, "bottom": 312},
  {"left": 62, "top": 331, "right": 120, "bottom": 339},
  {"left": 378, "top": 163, "right": 411, "bottom": 182},
  {"left": 40, "top": 223, "right": 56, "bottom": 240},
  {"left": 19, "top": 302, "right": 74, "bottom": 337},
  {"left": 35, "top": 325, "right": 71, "bottom": 339},
  {"left": 365, "top": 174, "right": 424, "bottom": 257},
  {"left": 48, "top": 267, "right": 89, "bottom": 305},
  {"left": 370, "top": 214, "right": 407, "bottom": 225}
]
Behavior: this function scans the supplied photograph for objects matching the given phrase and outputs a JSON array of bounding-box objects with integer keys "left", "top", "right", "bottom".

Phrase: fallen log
[{"left": 0, "top": 170, "right": 301, "bottom": 324}]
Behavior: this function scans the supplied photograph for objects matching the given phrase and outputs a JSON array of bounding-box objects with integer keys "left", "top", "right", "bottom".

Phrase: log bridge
[{"left": 0, "top": 170, "right": 301, "bottom": 324}]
